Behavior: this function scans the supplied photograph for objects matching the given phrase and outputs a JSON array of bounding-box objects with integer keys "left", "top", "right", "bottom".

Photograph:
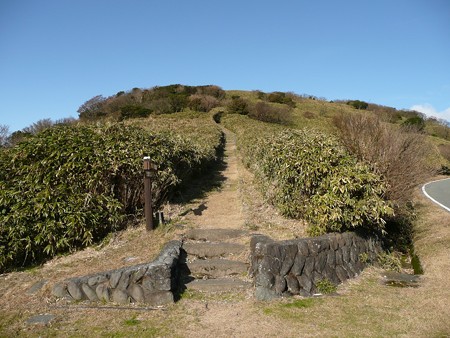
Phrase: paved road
[{"left": 422, "top": 178, "right": 450, "bottom": 212}]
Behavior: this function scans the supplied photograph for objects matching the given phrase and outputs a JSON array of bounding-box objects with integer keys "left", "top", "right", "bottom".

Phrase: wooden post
[{"left": 143, "top": 157, "right": 154, "bottom": 231}]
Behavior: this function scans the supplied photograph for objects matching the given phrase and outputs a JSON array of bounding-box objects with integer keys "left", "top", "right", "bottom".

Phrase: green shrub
[
  {"left": 377, "top": 252, "right": 402, "bottom": 272},
  {"left": 347, "top": 100, "right": 368, "bottom": 110},
  {"left": 223, "top": 114, "right": 393, "bottom": 236},
  {"left": 227, "top": 97, "right": 250, "bottom": 115},
  {"left": 402, "top": 116, "right": 425, "bottom": 131},
  {"left": 266, "top": 92, "right": 296, "bottom": 107},
  {"left": 119, "top": 105, "right": 152, "bottom": 120},
  {"left": 315, "top": 278, "right": 337, "bottom": 294},
  {"left": 0, "top": 121, "right": 222, "bottom": 271}
]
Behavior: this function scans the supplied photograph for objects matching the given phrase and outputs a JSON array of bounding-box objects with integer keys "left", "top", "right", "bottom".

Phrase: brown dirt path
[{"left": 184, "top": 128, "right": 245, "bottom": 230}]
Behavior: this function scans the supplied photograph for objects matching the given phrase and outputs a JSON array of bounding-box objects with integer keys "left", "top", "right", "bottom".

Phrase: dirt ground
[{"left": 0, "top": 130, "right": 449, "bottom": 337}]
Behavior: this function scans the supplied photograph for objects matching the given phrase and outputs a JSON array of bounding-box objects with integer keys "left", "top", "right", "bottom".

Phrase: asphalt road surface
[{"left": 422, "top": 178, "right": 450, "bottom": 212}]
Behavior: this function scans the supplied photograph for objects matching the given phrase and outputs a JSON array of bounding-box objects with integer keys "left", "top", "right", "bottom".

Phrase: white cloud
[{"left": 410, "top": 103, "right": 450, "bottom": 123}]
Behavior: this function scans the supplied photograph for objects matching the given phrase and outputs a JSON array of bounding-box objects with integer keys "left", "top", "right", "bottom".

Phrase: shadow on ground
[{"left": 170, "top": 138, "right": 227, "bottom": 205}]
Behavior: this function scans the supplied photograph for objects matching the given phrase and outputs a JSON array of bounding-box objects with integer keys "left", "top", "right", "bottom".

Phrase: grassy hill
[{"left": 1, "top": 84, "right": 449, "bottom": 272}]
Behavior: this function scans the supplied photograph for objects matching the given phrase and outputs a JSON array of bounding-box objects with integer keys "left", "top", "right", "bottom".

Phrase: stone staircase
[{"left": 180, "top": 229, "right": 252, "bottom": 293}]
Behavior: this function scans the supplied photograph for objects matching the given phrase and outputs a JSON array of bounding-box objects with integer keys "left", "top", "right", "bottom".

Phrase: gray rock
[
  {"left": 112, "top": 289, "right": 129, "bottom": 304},
  {"left": 132, "top": 267, "right": 148, "bottom": 283},
  {"left": 312, "top": 271, "right": 324, "bottom": 284},
  {"left": 335, "top": 265, "right": 349, "bottom": 282},
  {"left": 144, "top": 291, "right": 174, "bottom": 305},
  {"left": 342, "top": 247, "right": 350, "bottom": 264},
  {"left": 67, "top": 281, "right": 85, "bottom": 300},
  {"left": 117, "top": 271, "right": 131, "bottom": 290},
  {"left": 52, "top": 282, "right": 70, "bottom": 299},
  {"left": 109, "top": 271, "right": 122, "bottom": 288},
  {"left": 329, "top": 234, "right": 339, "bottom": 250},
  {"left": 342, "top": 232, "right": 353, "bottom": 246},
  {"left": 186, "top": 278, "right": 250, "bottom": 293},
  {"left": 335, "top": 250, "right": 343, "bottom": 265},
  {"left": 147, "top": 264, "right": 170, "bottom": 280},
  {"left": 382, "top": 271, "right": 421, "bottom": 287},
  {"left": 141, "top": 275, "right": 156, "bottom": 292},
  {"left": 297, "top": 275, "right": 313, "bottom": 293},
  {"left": 315, "top": 252, "right": 327, "bottom": 272},
  {"left": 324, "top": 265, "right": 340, "bottom": 285},
  {"left": 27, "top": 280, "right": 48, "bottom": 294},
  {"left": 303, "top": 256, "right": 315, "bottom": 277},
  {"left": 141, "top": 274, "right": 171, "bottom": 292},
  {"left": 285, "top": 274, "right": 300, "bottom": 294},
  {"left": 345, "top": 263, "right": 357, "bottom": 277},
  {"left": 291, "top": 253, "right": 306, "bottom": 276},
  {"left": 81, "top": 283, "right": 98, "bottom": 301},
  {"left": 186, "top": 228, "right": 247, "bottom": 242},
  {"left": 274, "top": 275, "right": 287, "bottom": 295},
  {"left": 183, "top": 242, "right": 245, "bottom": 258},
  {"left": 337, "top": 236, "right": 346, "bottom": 249},
  {"left": 142, "top": 264, "right": 172, "bottom": 291},
  {"left": 350, "top": 246, "right": 358, "bottom": 263},
  {"left": 26, "top": 314, "right": 56, "bottom": 325},
  {"left": 95, "top": 284, "right": 110, "bottom": 302},
  {"left": 188, "top": 258, "right": 248, "bottom": 278},
  {"left": 326, "top": 250, "right": 336, "bottom": 267},
  {"left": 255, "top": 270, "right": 275, "bottom": 289},
  {"left": 128, "top": 284, "right": 145, "bottom": 303},
  {"left": 279, "top": 244, "right": 298, "bottom": 276},
  {"left": 250, "top": 235, "right": 273, "bottom": 255},
  {"left": 88, "top": 275, "right": 108, "bottom": 287},
  {"left": 297, "top": 241, "right": 309, "bottom": 256},
  {"left": 255, "top": 286, "right": 278, "bottom": 301},
  {"left": 265, "top": 256, "right": 282, "bottom": 276},
  {"left": 307, "top": 240, "right": 320, "bottom": 255}
]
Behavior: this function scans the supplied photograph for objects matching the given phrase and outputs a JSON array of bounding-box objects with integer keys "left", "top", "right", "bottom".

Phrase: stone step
[
  {"left": 187, "top": 258, "right": 248, "bottom": 279},
  {"left": 185, "top": 278, "right": 251, "bottom": 293},
  {"left": 183, "top": 242, "right": 246, "bottom": 258},
  {"left": 185, "top": 228, "right": 248, "bottom": 242}
]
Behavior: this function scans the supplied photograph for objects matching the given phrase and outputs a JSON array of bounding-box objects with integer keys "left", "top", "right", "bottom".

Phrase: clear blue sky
[{"left": 1, "top": 0, "right": 449, "bottom": 132}]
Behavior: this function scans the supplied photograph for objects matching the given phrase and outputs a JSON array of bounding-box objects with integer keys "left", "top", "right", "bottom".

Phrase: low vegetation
[
  {"left": 223, "top": 114, "right": 393, "bottom": 236},
  {"left": 0, "top": 116, "right": 222, "bottom": 272}
]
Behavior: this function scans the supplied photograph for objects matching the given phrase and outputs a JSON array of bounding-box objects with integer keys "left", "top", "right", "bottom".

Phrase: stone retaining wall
[
  {"left": 250, "top": 232, "right": 382, "bottom": 300},
  {"left": 52, "top": 240, "right": 181, "bottom": 306}
]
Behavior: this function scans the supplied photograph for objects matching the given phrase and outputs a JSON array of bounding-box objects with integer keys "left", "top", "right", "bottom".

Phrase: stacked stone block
[
  {"left": 250, "top": 232, "right": 382, "bottom": 300},
  {"left": 52, "top": 240, "right": 181, "bottom": 306}
]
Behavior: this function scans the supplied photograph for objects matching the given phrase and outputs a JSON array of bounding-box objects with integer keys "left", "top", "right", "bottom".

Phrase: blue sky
[{"left": 1, "top": 0, "right": 449, "bottom": 132}]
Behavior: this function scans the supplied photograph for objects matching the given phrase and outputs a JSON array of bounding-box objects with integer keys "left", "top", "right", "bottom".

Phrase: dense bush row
[
  {"left": 78, "top": 84, "right": 225, "bottom": 121},
  {"left": 226, "top": 96, "right": 293, "bottom": 125},
  {"left": 223, "top": 114, "right": 393, "bottom": 236},
  {"left": 0, "top": 120, "right": 223, "bottom": 271}
]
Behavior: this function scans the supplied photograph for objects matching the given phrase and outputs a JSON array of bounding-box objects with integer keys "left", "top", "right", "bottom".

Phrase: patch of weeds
[
  {"left": 377, "top": 252, "right": 402, "bottom": 272},
  {"left": 245, "top": 223, "right": 259, "bottom": 231},
  {"left": 263, "top": 297, "right": 322, "bottom": 320},
  {"left": 359, "top": 252, "right": 370, "bottom": 264},
  {"left": 24, "top": 265, "right": 41, "bottom": 275},
  {"left": 180, "top": 289, "right": 244, "bottom": 302},
  {"left": 179, "top": 289, "right": 205, "bottom": 301},
  {"left": 123, "top": 315, "right": 140, "bottom": 326},
  {"left": 262, "top": 307, "right": 274, "bottom": 315},
  {"left": 281, "top": 298, "right": 316, "bottom": 309},
  {"left": 95, "top": 231, "right": 116, "bottom": 250},
  {"left": 316, "top": 278, "right": 337, "bottom": 294}
]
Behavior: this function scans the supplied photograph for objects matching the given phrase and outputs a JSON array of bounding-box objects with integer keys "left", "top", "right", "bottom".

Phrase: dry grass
[{"left": 333, "top": 112, "right": 439, "bottom": 207}]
